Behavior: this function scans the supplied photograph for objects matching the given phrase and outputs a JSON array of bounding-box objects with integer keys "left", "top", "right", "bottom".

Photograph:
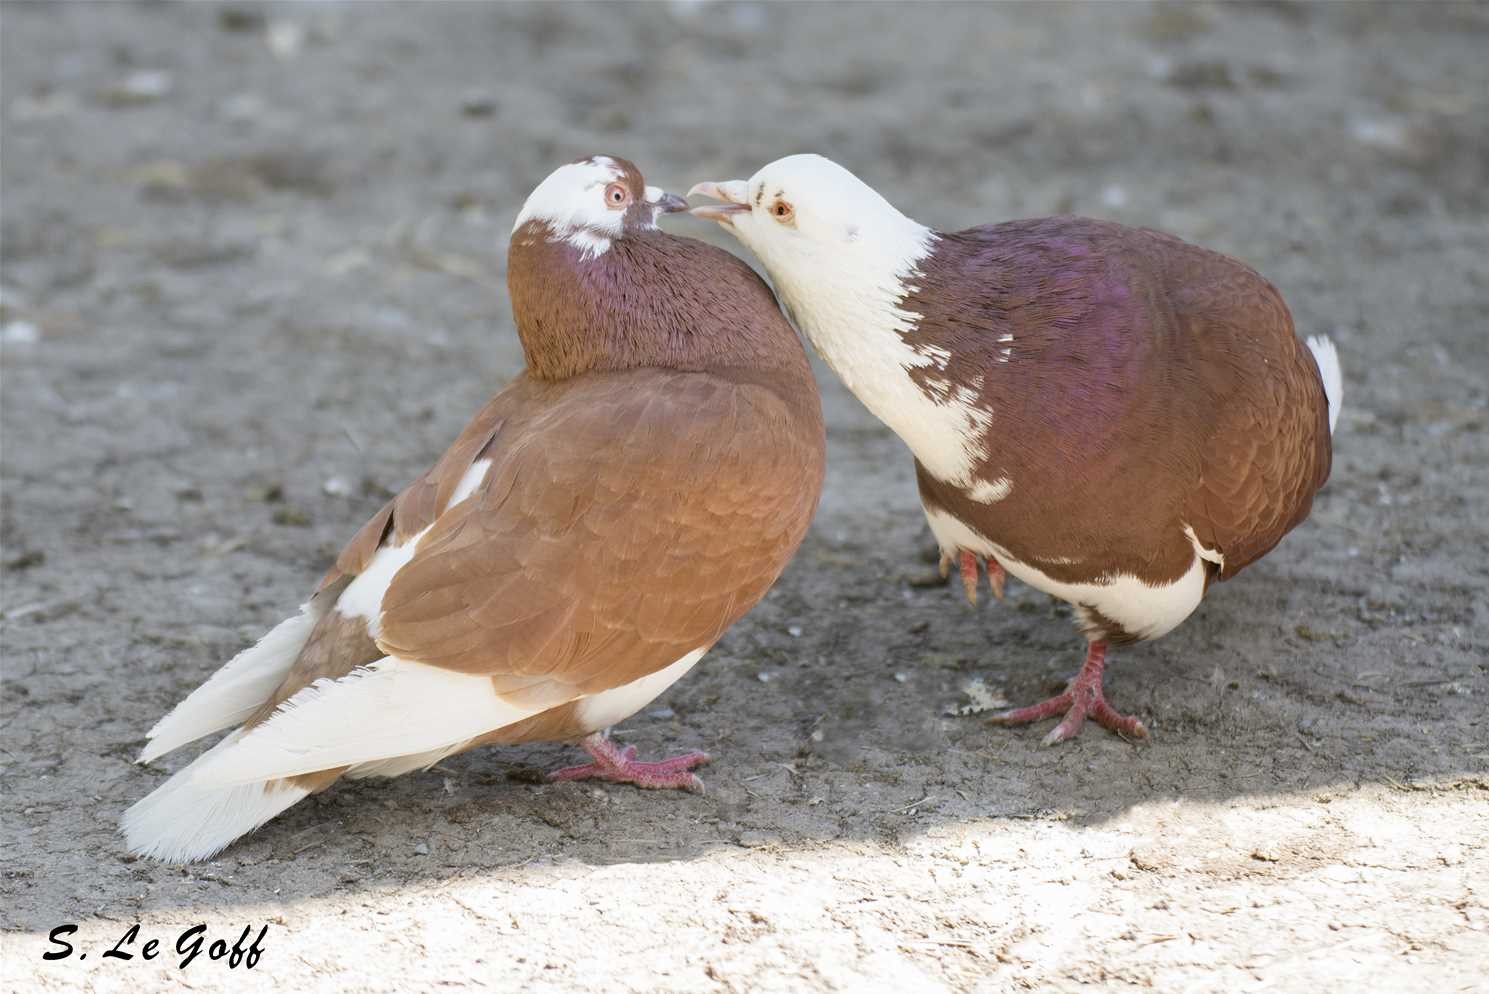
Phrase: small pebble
[
  {"left": 267, "top": 20, "right": 306, "bottom": 59},
  {"left": 1, "top": 320, "right": 39, "bottom": 345},
  {"left": 1350, "top": 117, "right": 1412, "bottom": 153},
  {"left": 412, "top": 842, "right": 429, "bottom": 856},
  {"left": 757, "top": 672, "right": 771, "bottom": 683},
  {"left": 957, "top": 677, "right": 1009, "bottom": 715},
  {"left": 103, "top": 70, "right": 174, "bottom": 106},
  {"left": 273, "top": 507, "right": 311, "bottom": 527},
  {"left": 787, "top": 625, "right": 803, "bottom": 638},
  {"left": 460, "top": 92, "right": 499, "bottom": 118},
  {"left": 218, "top": 7, "right": 266, "bottom": 32}
]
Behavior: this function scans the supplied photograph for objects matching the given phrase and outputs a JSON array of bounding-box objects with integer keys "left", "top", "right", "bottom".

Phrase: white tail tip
[
  {"left": 1306, "top": 335, "right": 1343, "bottom": 435},
  {"left": 121, "top": 732, "right": 311, "bottom": 863}
]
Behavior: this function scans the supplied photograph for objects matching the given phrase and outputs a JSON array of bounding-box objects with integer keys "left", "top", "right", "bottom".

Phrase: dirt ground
[{"left": 2, "top": 2, "right": 1486, "bottom": 992}]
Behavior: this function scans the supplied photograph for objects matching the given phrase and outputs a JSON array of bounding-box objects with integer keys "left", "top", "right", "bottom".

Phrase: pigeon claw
[
  {"left": 549, "top": 733, "right": 711, "bottom": 792},
  {"left": 988, "top": 641, "right": 1149, "bottom": 745}
]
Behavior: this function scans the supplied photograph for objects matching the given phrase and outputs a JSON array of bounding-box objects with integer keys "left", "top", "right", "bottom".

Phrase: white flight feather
[
  {"left": 137, "top": 601, "right": 324, "bottom": 763},
  {"left": 189, "top": 658, "right": 545, "bottom": 786},
  {"left": 121, "top": 730, "right": 311, "bottom": 863},
  {"left": 1306, "top": 335, "right": 1343, "bottom": 435},
  {"left": 144, "top": 458, "right": 490, "bottom": 766}
]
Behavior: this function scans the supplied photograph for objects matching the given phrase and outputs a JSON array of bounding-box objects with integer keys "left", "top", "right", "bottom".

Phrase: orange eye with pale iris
[
  {"left": 604, "top": 182, "right": 630, "bottom": 209},
  {"left": 771, "top": 200, "right": 794, "bottom": 222}
]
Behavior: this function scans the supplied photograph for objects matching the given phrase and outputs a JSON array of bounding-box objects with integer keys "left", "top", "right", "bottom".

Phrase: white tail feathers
[
  {"left": 1306, "top": 335, "right": 1343, "bottom": 435},
  {"left": 124, "top": 610, "right": 555, "bottom": 860},
  {"left": 121, "top": 653, "right": 537, "bottom": 860},
  {"left": 346, "top": 743, "right": 467, "bottom": 779},
  {"left": 189, "top": 657, "right": 542, "bottom": 787},
  {"left": 138, "top": 603, "right": 322, "bottom": 763},
  {"left": 120, "top": 651, "right": 535, "bottom": 861},
  {"left": 121, "top": 731, "right": 312, "bottom": 863}
]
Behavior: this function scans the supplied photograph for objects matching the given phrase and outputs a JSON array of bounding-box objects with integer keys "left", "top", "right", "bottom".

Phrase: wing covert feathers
[{"left": 375, "top": 370, "right": 824, "bottom": 694}]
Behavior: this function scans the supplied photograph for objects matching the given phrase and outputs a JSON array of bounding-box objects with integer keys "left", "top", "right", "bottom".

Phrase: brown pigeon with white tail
[{"left": 123, "top": 155, "right": 824, "bottom": 861}]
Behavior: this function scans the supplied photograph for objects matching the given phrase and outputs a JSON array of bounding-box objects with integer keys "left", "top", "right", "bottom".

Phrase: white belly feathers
[{"left": 924, "top": 507, "right": 1206, "bottom": 641}]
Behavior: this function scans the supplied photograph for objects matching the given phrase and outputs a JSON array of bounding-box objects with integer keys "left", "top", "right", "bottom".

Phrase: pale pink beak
[{"left": 687, "top": 180, "right": 750, "bottom": 224}]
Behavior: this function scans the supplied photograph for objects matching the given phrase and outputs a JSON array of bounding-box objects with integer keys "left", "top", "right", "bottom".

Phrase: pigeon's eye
[
  {"left": 771, "top": 200, "right": 795, "bottom": 223},
  {"left": 604, "top": 183, "right": 630, "bottom": 209}
]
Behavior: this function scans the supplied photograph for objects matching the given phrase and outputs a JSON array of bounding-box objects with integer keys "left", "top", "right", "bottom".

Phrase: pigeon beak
[
  {"left": 645, "top": 187, "right": 689, "bottom": 214},
  {"left": 687, "top": 180, "right": 750, "bottom": 225}
]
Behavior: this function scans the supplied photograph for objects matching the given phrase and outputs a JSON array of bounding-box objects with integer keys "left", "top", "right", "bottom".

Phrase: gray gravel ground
[{"left": 2, "top": 2, "right": 1486, "bottom": 992}]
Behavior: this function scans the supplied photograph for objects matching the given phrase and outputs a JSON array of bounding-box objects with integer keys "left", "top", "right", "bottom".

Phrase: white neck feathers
[{"left": 760, "top": 223, "right": 997, "bottom": 490}]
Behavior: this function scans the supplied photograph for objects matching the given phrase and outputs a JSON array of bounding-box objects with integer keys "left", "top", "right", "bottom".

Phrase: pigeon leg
[
  {"left": 985, "top": 558, "right": 1007, "bottom": 601},
  {"left": 988, "top": 641, "right": 1148, "bottom": 745},
  {"left": 956, "top": 550, "right": 1008, "bottom": 604},
  {"left": 548, "top": 733, "right": 710, "bottom": 791},
  {"left": 959, "top": 550, "right": 980, "bottom": 604}
]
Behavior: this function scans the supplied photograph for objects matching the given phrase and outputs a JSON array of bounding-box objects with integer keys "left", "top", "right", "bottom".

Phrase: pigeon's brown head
[
  {"left": 507, "top": 155, "right": 811, "bottom": 383},
  {"left": 510, "top": 154, "right": 687, "bottom": 260}
]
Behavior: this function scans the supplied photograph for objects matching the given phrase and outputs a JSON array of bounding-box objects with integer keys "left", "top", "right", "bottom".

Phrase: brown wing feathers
[
  {"left": 1173, "top": 272, "right": 1332, "bottom": 580},
  {"left": 378, "top": 371, "right": 822, "bottom": 695},
  {"left": 273, "top": 369, "right": 820, "bottom": 735}
]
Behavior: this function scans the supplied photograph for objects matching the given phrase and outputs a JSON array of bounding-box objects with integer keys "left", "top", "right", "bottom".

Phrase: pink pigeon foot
[
  {"left": 942, "top": 549, "right": 1008, "bottom": 604},
  {"left": 989, "top": 641, "right": 1149, "bottom": 745},
  {"left": 548, "top": 733, "right": 711, "bottom": 792}
]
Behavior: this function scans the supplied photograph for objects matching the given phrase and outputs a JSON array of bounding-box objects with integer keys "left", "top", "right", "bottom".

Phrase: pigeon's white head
[
  {"left": 690, "top": 156, "right": 975, "bottom": 483},
  {"left": 513, "top": 154, "right": 687, "bottom": 259},
  {"left": 687, "top": 154, "right": 934, "bottom": 303}
]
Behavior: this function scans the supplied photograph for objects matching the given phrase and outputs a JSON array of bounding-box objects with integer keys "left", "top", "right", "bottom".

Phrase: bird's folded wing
[
  {"left": 376, "top": 370, "right": 818, "bottom": 694},
  {"left": 1180, "top": 300, "right": 1333, "bottom": 579},
  {"left": 193, "top": 370, "right": 819, "bottom": 786}
]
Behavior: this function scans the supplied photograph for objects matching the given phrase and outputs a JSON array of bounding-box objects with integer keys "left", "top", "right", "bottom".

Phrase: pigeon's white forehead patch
[
  {"left": 748, "top": 154, "right": 905, "bottom": 227},
  {"left": 512, "top": 158, "right": 630, "bottom": 253}
]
